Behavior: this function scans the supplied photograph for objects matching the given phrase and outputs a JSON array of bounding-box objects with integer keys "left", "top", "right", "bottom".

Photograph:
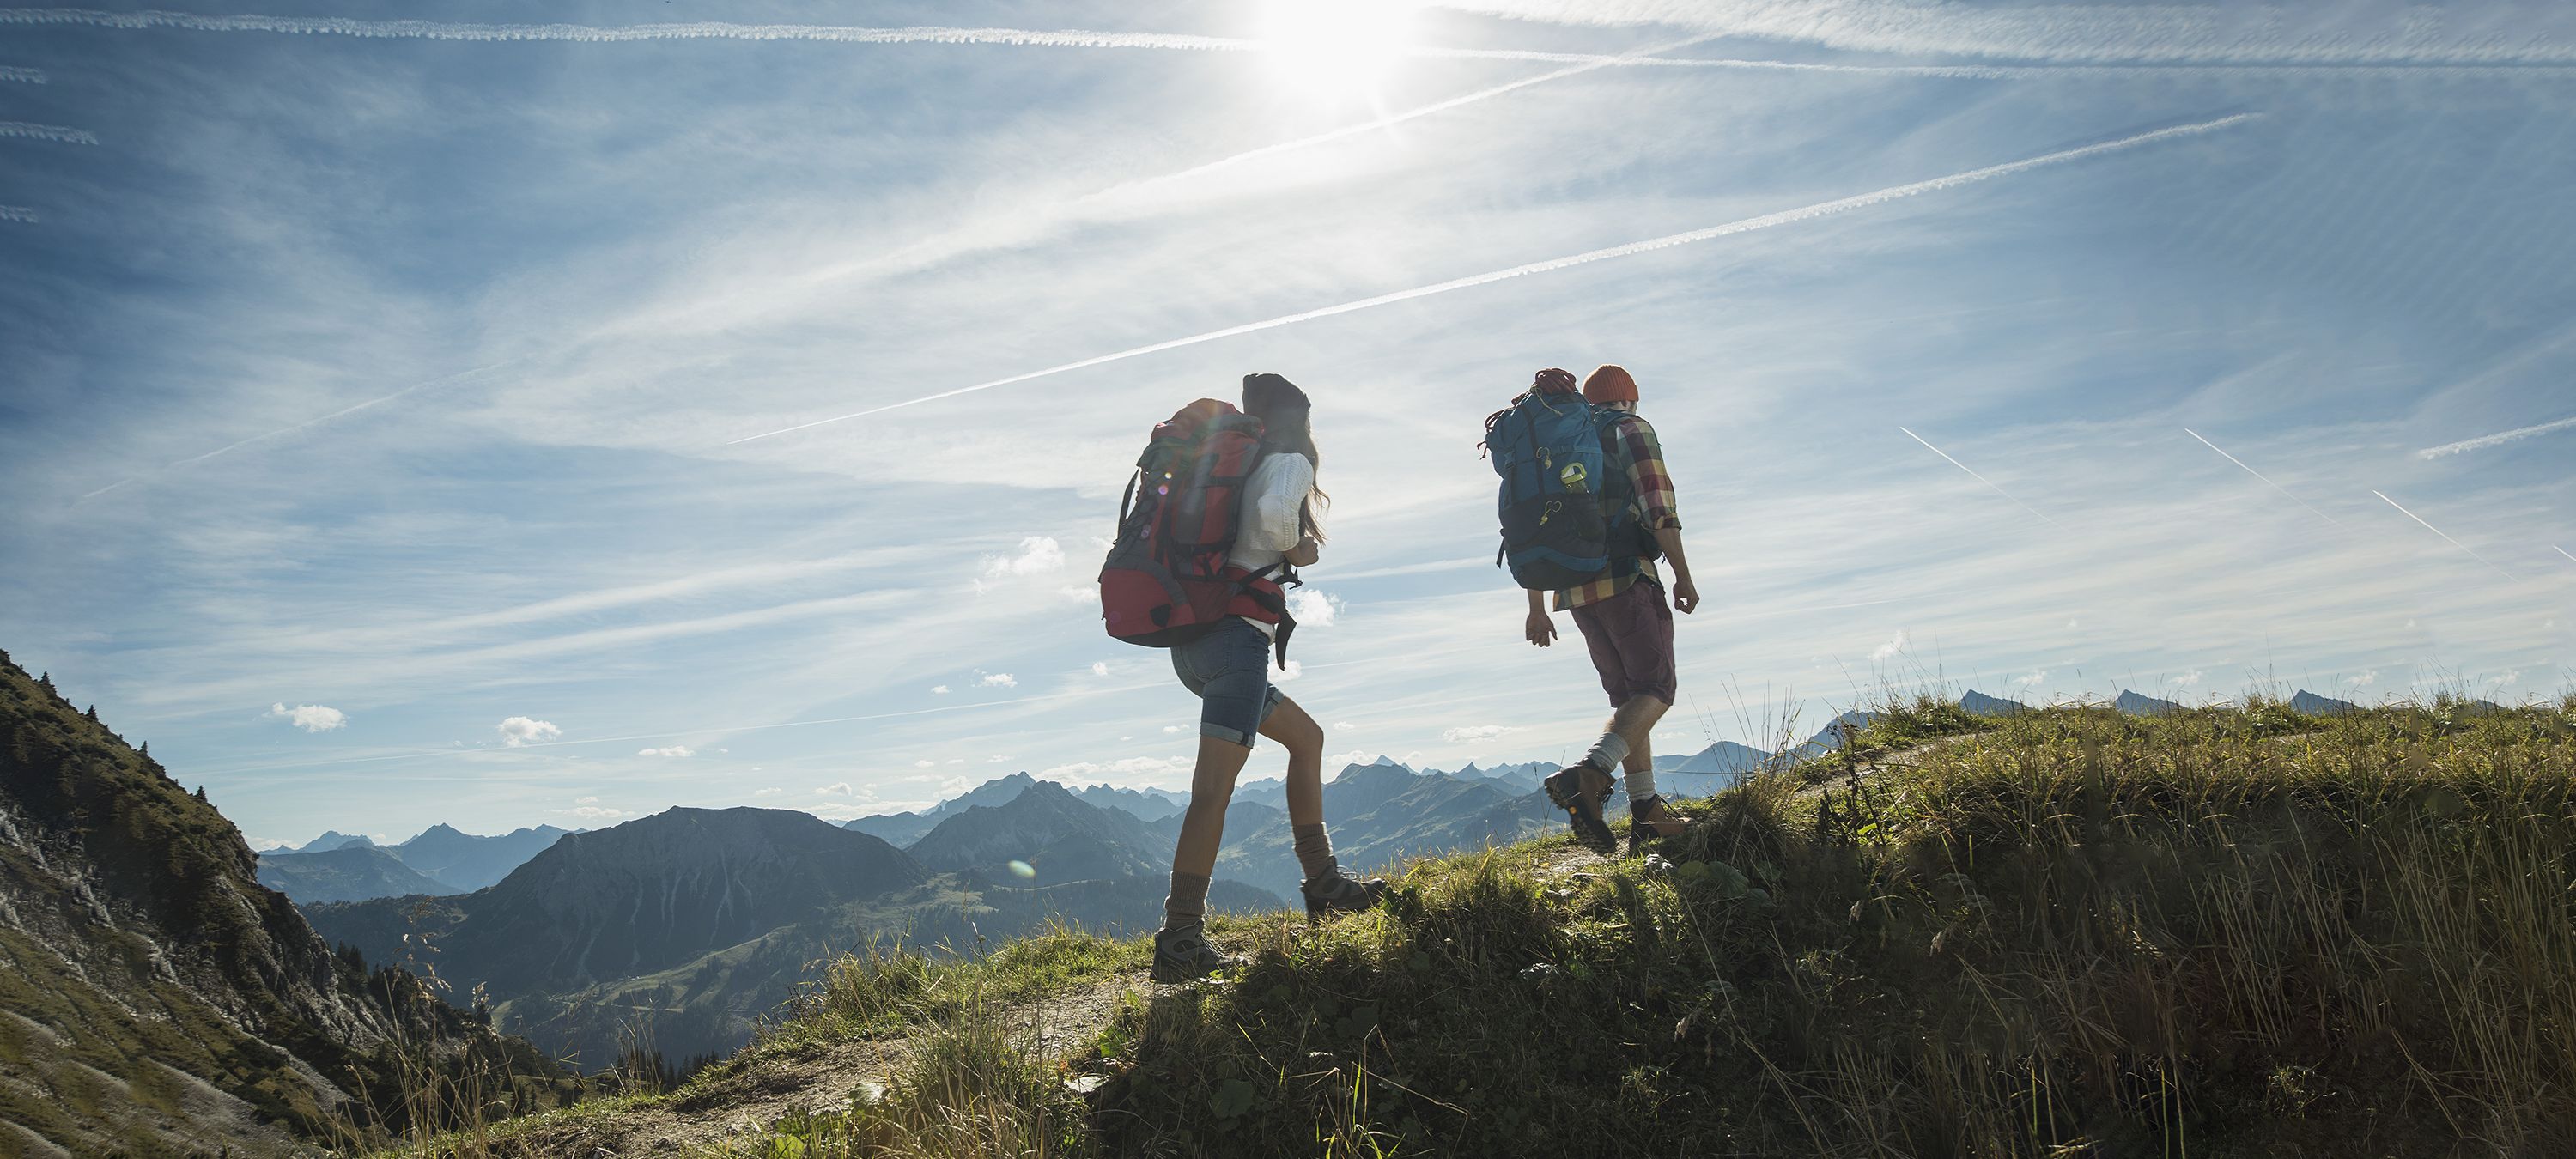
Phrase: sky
[{"left": 3, "top": 0, "right": 2572, "bottom": 849}]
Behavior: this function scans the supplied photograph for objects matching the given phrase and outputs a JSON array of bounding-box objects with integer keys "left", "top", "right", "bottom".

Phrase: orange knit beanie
[{"left": 1583, "top": 364, "right": 1638, "bottom": 404}]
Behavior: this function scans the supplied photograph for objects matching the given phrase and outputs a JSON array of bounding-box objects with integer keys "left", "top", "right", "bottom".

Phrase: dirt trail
[{"left": 491, "top": 974, "right": 1150, "bottom": 1156}]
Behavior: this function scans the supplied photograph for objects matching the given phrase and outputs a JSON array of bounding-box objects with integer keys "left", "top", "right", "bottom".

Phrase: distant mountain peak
[
  {"left": 2114, "top": 689, "right": 2186, "bottom": 717},
  {"left": 1960, "top": 690, "right": 2029, "bottom": 718},
  {"left": 2290, "top": 689, "right": 2362, "bottom": 716},
  {"left": 296, "top": 829, "right": 375, "bottom": 853}
]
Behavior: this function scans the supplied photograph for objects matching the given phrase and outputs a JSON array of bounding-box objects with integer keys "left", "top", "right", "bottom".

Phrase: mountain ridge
[{"left": 0, "top": 648, "right": 568, "bottom": 1153}]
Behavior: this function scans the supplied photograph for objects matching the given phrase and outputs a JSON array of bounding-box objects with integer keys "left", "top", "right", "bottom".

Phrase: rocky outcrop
[{"left": 0, "top": 649, "right": 569, "bottom": 1154}]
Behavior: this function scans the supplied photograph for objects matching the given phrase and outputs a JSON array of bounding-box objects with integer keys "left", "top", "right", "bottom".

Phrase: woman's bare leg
[{"left": 1263, "top": 695, "right": 1327, "bottom": 828}]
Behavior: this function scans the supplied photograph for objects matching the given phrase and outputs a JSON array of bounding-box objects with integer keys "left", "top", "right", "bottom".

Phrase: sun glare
[{"left": 1262, "top": 0, "right": 1416, "bottom": 100}]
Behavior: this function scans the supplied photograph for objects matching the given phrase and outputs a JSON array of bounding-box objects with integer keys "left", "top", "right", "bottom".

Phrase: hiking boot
[
  {"left": 1150, "top": 924, "right": 1232, "bottom": 983},
  {"left": 1545, "top": 764, "right": 1618, "bottom": 856},
  {"left": 1301, "top": 871, "right": 1389, "bottom": 920},
  {"left": 1626, "top": 793, "right": 1686, "bottom": 858}
]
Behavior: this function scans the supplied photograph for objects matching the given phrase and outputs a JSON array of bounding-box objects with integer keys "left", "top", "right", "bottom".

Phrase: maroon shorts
[{"left": 1570, "top": 578, "right": 1676, "bottom": 707}]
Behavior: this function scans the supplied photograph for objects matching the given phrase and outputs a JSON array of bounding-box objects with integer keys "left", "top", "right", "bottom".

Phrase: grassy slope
[{"left": 668, "top": 696, "right": 2575, "bottom": 1158}]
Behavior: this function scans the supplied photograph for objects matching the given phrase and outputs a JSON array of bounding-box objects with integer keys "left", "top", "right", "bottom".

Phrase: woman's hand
[
  {"left": 1286, "top": 535, "right": 1321, "bottom": 567},
  {"left": 1525, "top": 608, "right": 1558, "bottom": 647}
]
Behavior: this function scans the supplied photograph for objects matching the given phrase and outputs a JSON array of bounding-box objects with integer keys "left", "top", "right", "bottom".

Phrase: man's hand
[
  {"left": 1671, "top": 575, "right": 1700, "bottom": 615},
  {"left": 1525, "top": 609, "right": 1558, "bottom": 647}
]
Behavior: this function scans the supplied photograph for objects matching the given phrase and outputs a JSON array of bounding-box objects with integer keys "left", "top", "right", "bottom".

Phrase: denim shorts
[{"left": 1170, "top": 617, "right": 1285, "bottom": 748}]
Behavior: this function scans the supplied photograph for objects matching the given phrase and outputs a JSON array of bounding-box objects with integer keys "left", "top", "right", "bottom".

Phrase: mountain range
[
  {"left": 255, "top": 820, "right": 572, "bottom": 903},
  {"left": 256, "top": 843, "right": 462, "bottom": 903},
  {"left": 306, "top": 800, "right": 1279, "bottom": 1066}
]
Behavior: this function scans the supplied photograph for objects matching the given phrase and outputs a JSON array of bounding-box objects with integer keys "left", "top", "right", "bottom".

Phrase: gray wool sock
[
  {"left": 1582, "top": 731, "right": 1631, "bottom": 774},
  {"left": 1624, "top": 765, "right": 1659, "bottom": 807},
  {"left": 1163, "top": 871, "right": 1211, "bottom": 931},
  {"left": 1293, "top": 822, "right": 1337, "bottom": 883}
]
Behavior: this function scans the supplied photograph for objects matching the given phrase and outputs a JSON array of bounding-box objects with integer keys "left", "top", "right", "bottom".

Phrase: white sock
[{"left": 1582, "top": 732, "right": 1629, "bottom": 773}]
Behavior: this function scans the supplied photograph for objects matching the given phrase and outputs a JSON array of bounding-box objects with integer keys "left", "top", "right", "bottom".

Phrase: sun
[{"left": 1261, "top": 0, "right": 1417, "bottom": 100}]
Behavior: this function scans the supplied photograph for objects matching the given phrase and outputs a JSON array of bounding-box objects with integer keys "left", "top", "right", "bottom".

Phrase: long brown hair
[{"left": 1242, "top": 373, "right": 1328, "bottom": 542}]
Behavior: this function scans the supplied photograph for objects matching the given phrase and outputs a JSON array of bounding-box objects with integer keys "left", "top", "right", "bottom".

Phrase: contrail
[
  {"left": 0, "top": 8, "right": 1998, "bottom": 71},
  {"left": 2556, "top": 545, "right": 2576, "bottom": 565},
  {"left": 83, "top": 43, "right": 1688, "bottom": 489},
  {"left": 731, "top": 113, "right": 2259, "bottom": 442},
  {"left": 1897, "top": 427, "right": 2068, "bottom": 530},
  {"left": 72, "top": 40, "right": 1726, "bottom": 496},
  {"left": 76, "top": 359, "right": 522, "bottom": 501},
  {"left": 19, "top": 9, "right": 2530, "bottom": 77},
  {"left": 2372, "top": 489, "right": 2516, "bottom": 581},
  {"left": 0, "top": 205, "right": 34, "bottom": 223},
  {"left": 1415, "top": 1, "right": 2576, "bottom": 66},
  {"left": 2183, "top": 428, "right": 2345, "bottom": 527},
  {"left": 1115, "top": 32, "right": 1728, "bottom": 197},
  {"left": 2415, "top": 414, "right": 2576, "bottom": 459},
  {"left": 0, "top": 120, "right": 98, "bottom": 144},
  {"left": 0, "top": 66, "right": 46, "bottom": 83}
]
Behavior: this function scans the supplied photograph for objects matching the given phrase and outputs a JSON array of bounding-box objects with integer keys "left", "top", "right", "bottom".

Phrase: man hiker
[
  {"left": 1511, "top": 365, "right": 1698, "bottom": 855},
  {"left": 1098, "top": 373, "right": 1388, "bottom": 983}
]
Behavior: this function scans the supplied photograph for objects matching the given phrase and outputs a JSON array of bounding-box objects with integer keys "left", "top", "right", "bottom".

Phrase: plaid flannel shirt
[{"left": 1556, "top": 411, "right": 1680, "bottom": 610}]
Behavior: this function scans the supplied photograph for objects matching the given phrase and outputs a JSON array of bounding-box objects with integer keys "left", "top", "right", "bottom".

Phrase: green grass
[
  {"left": 700, "top": 922, "right": 1145, "bottom": 1073},
  {"left": 512, "top": 697, "right": 2576, "bottom": 1158}
]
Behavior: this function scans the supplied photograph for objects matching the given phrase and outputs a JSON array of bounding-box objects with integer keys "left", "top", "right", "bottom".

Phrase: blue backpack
[{"left": 1485, "top": 386, "right": 1639, "bottom": 591}]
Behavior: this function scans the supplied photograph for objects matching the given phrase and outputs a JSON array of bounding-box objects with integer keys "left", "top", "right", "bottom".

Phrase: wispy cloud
[
  {"left": 732, "top": 114, "right": 2259, "bottom": 440},
  {"left": 0, "top": 9, "right": 1256, "bottom": 51},
  {"left": 2183, "top": 428, "right": 2344, "bottom": 527},
  {"left": 2371, "top": 490, "right": 2517, "bottom": 581},
  {"left": 1420, "top": 1, "right": 2576, "bottom": 65},
  {"left": 266, "top": 702, "right": 347, "bottom": 733},
  {"left": 1109, "top": 33, "right": 1725, "bottom": 200},
  {"left": 77, "top": 360, "right": 519, "bottom": 501},
  {"left": 0, "top": 205, "right": 36, "bottom": 224},
  {"left": 2415, "top": 414, "right": 2576, "bottom": 459},
  {"left": 1286, "top": 588, "right": 1343, "bottom": 628},
  {"left": 1870, "top": 629, "right": 1910, "bottom": 662},
  {"left": 980, "top": 537, "right": 1066, "bottom": 579},
  {"left": 0, "top": 66, "right": 45, "bottom": 83},
  {"left": 636, "top": 745, "right": 693, "bottom": 757},
  {"left": 0, "top": 120, "right": 99, "bottom": 145},
  {"left": 0, "top": 8, "right": 2211, "bottom": 76},
  {"left": 1442, "top": 725, "right": 1514, "bottom": 743},
  {"left": 1897, "top": 427, "right": 2067, "bottom": 530}
]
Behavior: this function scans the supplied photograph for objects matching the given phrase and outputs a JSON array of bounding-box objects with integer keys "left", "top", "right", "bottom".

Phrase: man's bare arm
[
  {"left": 1656, "top": 528, "right": 1698, "bottom": 614},
  {"left": 1524, "top": 588, "right": 1558, "bottom": 646}
]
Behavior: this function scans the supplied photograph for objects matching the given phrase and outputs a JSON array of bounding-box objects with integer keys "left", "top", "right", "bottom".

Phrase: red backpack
[{"left": 1100, "top": 399, "right": 1295, "bottom": 658}]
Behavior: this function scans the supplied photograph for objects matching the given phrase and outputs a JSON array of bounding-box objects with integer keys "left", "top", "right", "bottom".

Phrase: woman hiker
[{"left": 1151, "top": 373, "right": 1388, "bottom": 983}]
